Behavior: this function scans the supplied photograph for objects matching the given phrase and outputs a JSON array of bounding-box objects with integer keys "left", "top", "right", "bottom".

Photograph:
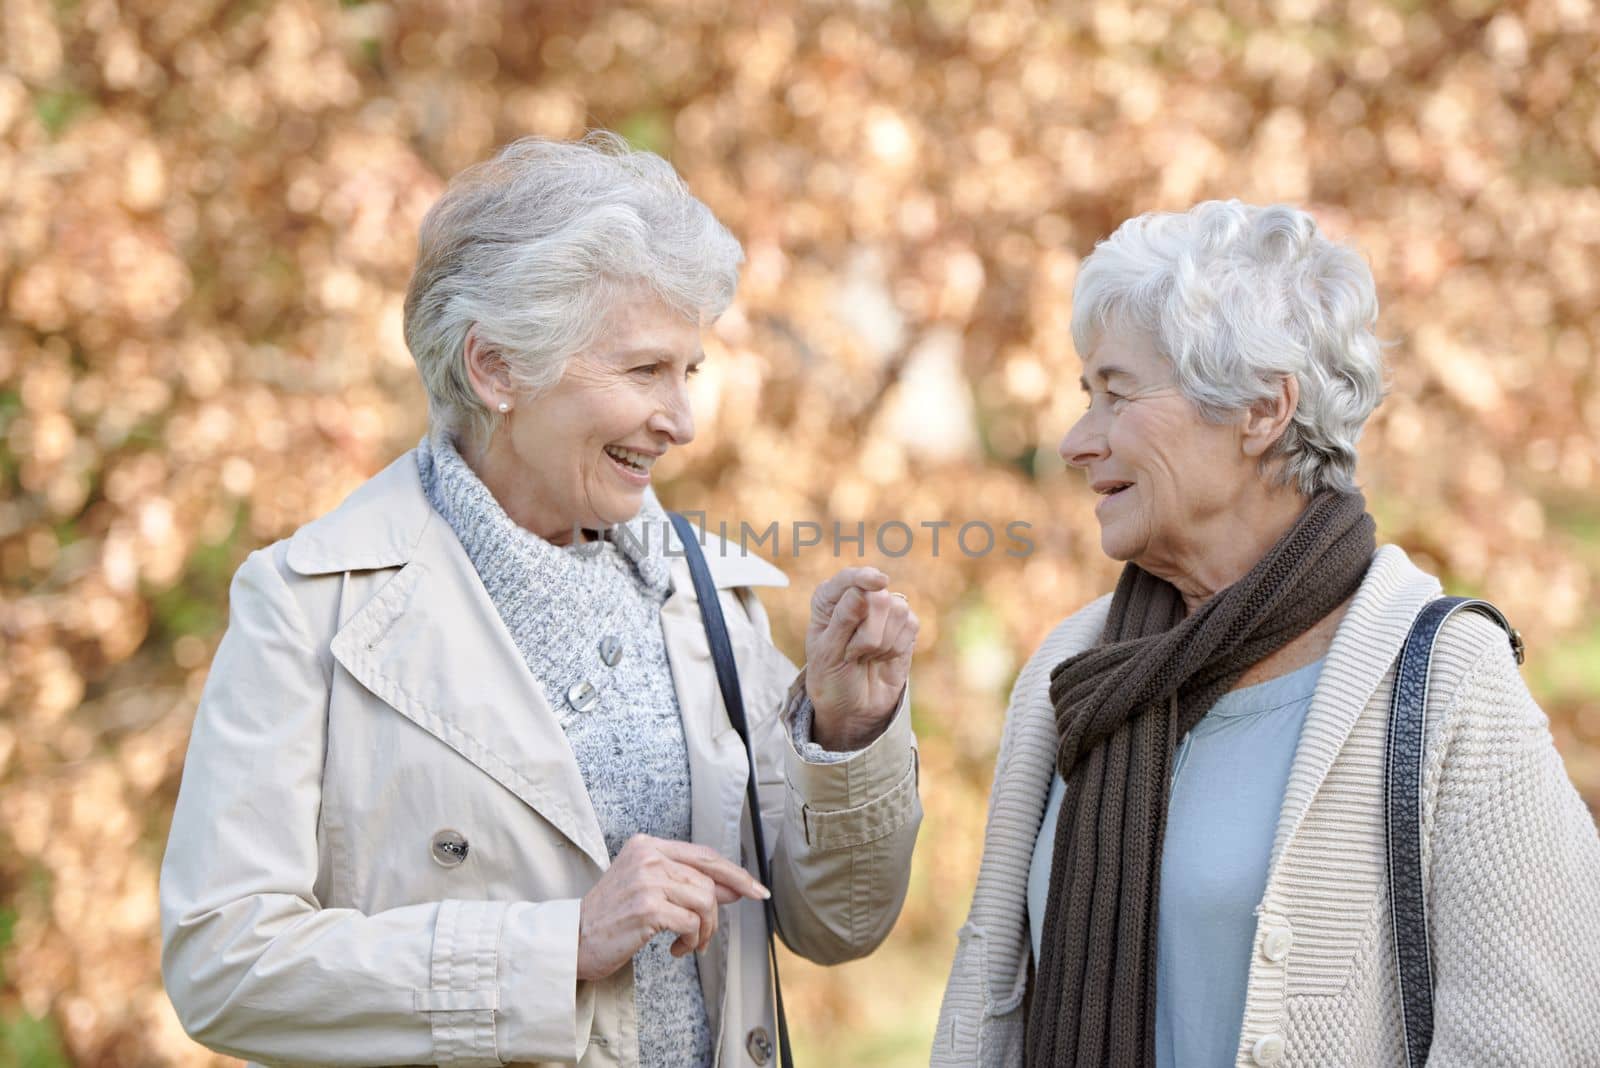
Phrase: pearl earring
[{"left": 497, "top": 401, "right": 510, "bottom": 414}]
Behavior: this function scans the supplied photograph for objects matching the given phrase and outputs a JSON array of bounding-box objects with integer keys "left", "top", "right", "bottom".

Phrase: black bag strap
[
  {"left": 1386, "top": 596, "right": 1522, "bottom": 1068},
  {"left": 668, "top": 511, "right": 793, "bottom": 1068}
]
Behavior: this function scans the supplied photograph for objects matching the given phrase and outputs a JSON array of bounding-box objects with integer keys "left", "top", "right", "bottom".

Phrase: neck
[
  {"left": 1153, "top": 485, "right": 1314, "bottom": 615},
  {"left": 455, "top": 433, "right": 578, "bottom": 546}
]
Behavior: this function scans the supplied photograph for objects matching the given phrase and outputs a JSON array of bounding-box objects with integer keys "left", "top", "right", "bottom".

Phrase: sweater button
[
  {"left": 567, "top": 680, "right": 599, "bottom": 712},
  {"left": 1252, "top": 1033, "right": 1285, "bottom": 1065},
  {"left": 1261, "top": 925, "right": 1293, "bottom": 962},
  {"left": 599, "top": 635, "right": 624, "bottom": 666}
]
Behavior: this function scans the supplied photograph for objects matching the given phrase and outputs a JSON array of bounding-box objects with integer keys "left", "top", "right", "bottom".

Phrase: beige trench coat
[{"left": 160, "top": 451, "right": 922, "bottom": 1068}]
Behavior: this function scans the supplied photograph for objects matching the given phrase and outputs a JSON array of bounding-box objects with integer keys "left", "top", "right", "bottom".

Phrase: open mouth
[
  {"left": 604, "top": 444, "right": 656, "bottom": 477},
  {"left": 1095, "top": 481, "right": 1133, "bottom": 497}
]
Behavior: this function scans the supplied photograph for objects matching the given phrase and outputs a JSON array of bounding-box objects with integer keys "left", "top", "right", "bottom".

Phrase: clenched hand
[{"left": 804, "top": 567, "right": 919, "bottom": 752}]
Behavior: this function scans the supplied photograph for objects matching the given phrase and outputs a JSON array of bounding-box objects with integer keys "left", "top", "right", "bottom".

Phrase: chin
[
  {"left": 1097, "top": 523, "right": 1143, "bottom": 564},
  {"left": 596, "top": 494, "right": 647, "bottom": 526}
]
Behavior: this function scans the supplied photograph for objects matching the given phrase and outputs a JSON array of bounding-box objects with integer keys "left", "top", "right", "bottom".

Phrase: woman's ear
[
  {"left": 463, "top": 325, "right": 514, "bottom": 410},
  {"left": 1241, "top": 374, "right": 1299, "bottom": 458}
]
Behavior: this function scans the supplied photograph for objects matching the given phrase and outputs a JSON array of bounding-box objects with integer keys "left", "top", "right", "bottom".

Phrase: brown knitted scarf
[{"left": 1025, "top": 490, "right": 1375, "bottom": 1067}]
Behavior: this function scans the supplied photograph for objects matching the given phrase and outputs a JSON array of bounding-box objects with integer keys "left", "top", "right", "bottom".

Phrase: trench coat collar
[
  {"left": 284, "top": 448, "right": 789, "bottom": 589},
  {"left": 286, "top": 448, "right": 788, "bottom": 870}
]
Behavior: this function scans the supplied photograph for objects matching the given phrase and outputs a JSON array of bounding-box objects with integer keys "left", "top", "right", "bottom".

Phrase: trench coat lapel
[
  {"left": 658, "top": 517, "right": 793, "bottom": 862},
  {"left": 300, "top": 454, "right": 613, "bottom": 871},
  {"left": 657, "top": 518, "right": 790, "bottom": 1048},
  {"left": 291, "top": 451, "right": 791, "bottom": 886},
  {"left": 662, "top": 565, "right": 752, "bottom": 862}
]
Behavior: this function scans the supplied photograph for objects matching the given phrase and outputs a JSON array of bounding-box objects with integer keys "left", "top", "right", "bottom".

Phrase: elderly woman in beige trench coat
[{"left": 160, "top": 134, "right": 922, "bottom": 1068}]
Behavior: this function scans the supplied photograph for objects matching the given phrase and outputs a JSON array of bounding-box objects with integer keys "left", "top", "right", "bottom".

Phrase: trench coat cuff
[
  {"left": 782, "top": 682, "right": 919, "bottom": 852},
  {"left": 490, "top": 898, "right": 594, "bottom": 1064}
]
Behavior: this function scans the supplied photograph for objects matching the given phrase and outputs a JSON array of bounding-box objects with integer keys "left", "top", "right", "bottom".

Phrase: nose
[
  {"left": 648, "top": 378, "right": 696, "bottom": 446},
  {"left": 1059, "top": 409, "right": 1107, "bottom": 469}
]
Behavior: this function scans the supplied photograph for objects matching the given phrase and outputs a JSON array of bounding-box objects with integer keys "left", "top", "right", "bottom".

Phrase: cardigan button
[
  {"left": 1261, "top": 925, "right": 1293, "bottom": 962},
  {"left": 746, "top": 1026, "right": 773, "bottom": 1065},
  {"left": 599, "top": 635, "right": 624, "bottom": 667},
  {"left": 1252, "top": 1033, "right": 1285, "bottom": 1065}
]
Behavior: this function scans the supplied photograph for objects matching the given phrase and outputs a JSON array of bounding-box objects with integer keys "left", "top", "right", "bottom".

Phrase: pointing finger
[{"left": 657, "top": 840, "right": 769, "bottom": 901}]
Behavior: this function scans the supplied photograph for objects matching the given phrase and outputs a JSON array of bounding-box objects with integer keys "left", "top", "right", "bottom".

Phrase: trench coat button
[
  {"left": 599, "top": 635, "right": 624, "bottom": 667},
  {"left": 567, "top": 680, "right": 599, "bottom": 712},
  {"left": 430, "top": 829, "right": 469, "bottom": 867},
  {"left": 1252, "top": 1033, "right": 1285, "bottom": 1065},
  {"left": 746, "top": 1026, "right": 773, "bottom": 1065}
]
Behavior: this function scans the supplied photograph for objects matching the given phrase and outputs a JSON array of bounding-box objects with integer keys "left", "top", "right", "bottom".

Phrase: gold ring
[{"left": 890, "top": 592, "right": 909, "bottom": 602}]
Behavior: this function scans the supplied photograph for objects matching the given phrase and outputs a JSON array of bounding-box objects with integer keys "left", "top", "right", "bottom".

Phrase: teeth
[{"left": 605, "top": 445, "right": 654, "bottom": 472}]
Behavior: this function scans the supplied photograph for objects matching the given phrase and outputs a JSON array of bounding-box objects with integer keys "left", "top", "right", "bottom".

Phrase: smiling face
[
  {"left": 464, "top": 295, "right": 701, "bottom": 544},
  {"left": 1058, "top": 328, "right": 1267, "bottom": 589}
]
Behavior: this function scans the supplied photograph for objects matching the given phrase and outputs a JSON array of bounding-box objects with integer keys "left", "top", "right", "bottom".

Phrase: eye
[
  {"left": 630, "top": 363, "right": 659, "bottom": 376},
  {"left": 686, "top": 363, "right": 703, "bottom": 378},
  {"left": 1090, "top": 388, "right": 1126, "bottom": 412}
]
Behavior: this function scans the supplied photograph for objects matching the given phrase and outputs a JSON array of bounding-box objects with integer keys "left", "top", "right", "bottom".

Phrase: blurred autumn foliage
[{"left": 3, "top": 0, "right": 1599, "bottom": 1064}]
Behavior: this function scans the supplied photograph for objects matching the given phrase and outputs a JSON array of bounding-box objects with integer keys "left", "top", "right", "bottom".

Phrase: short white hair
[
  {"left": 403, "top": 131, "right": 744, "bottom": 447},
  {"left": 1071, "top": 200, "right": 1384, "bottom": 495}
]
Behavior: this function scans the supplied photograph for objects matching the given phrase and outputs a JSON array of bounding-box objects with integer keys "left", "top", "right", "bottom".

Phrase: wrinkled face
[
  {"left": 1058, "top": 329, "right": 1251, "bottom": 572},
  {"left": 499, "top": 296, "right": 701, "bottom": 542}
]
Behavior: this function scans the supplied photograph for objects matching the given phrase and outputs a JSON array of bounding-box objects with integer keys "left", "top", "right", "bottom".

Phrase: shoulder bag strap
[
  {"left": 1386, "top": 595, "right": 1522, "bottom": 1068},
  {"left": 667, "top": 512, "right": 794, "bottom": 1068}
]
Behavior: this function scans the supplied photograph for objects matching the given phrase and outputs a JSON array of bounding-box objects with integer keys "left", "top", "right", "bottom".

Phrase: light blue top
[{"left": 1027, "top": 657, "right": 1325, "bottom": 1068}]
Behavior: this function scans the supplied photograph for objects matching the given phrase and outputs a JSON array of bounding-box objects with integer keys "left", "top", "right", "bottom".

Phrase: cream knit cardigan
[{"left": 932, "top": 546, "right": 1600, "bottom": 1067}]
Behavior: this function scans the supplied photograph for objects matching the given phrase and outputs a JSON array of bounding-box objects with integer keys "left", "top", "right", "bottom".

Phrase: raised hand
[{"left": 804, "top": 567, "right": 919, "bottom": 752}]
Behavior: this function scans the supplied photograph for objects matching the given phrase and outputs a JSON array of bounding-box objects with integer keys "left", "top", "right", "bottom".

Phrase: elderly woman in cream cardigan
[{"left": 934, "top": 201, "right": 1600, "bottom": 1067}]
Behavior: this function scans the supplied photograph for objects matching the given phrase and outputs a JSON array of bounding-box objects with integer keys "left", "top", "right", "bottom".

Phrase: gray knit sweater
[{"left": 418, "top": 434, "right": 713, "bottom": 1067}]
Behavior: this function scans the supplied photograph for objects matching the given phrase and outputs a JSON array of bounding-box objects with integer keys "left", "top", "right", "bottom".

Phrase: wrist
[{"left": 811, "top": 710, "right": 889, "bottom": 752}]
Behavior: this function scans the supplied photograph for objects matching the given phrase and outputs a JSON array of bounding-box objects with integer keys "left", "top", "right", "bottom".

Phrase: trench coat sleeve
[
  {"left": 732, "top": 589, "right": 922, "bottom": 966},
  {"left": 160, "top": 549, "right": 594, "bottom": 1067}
]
